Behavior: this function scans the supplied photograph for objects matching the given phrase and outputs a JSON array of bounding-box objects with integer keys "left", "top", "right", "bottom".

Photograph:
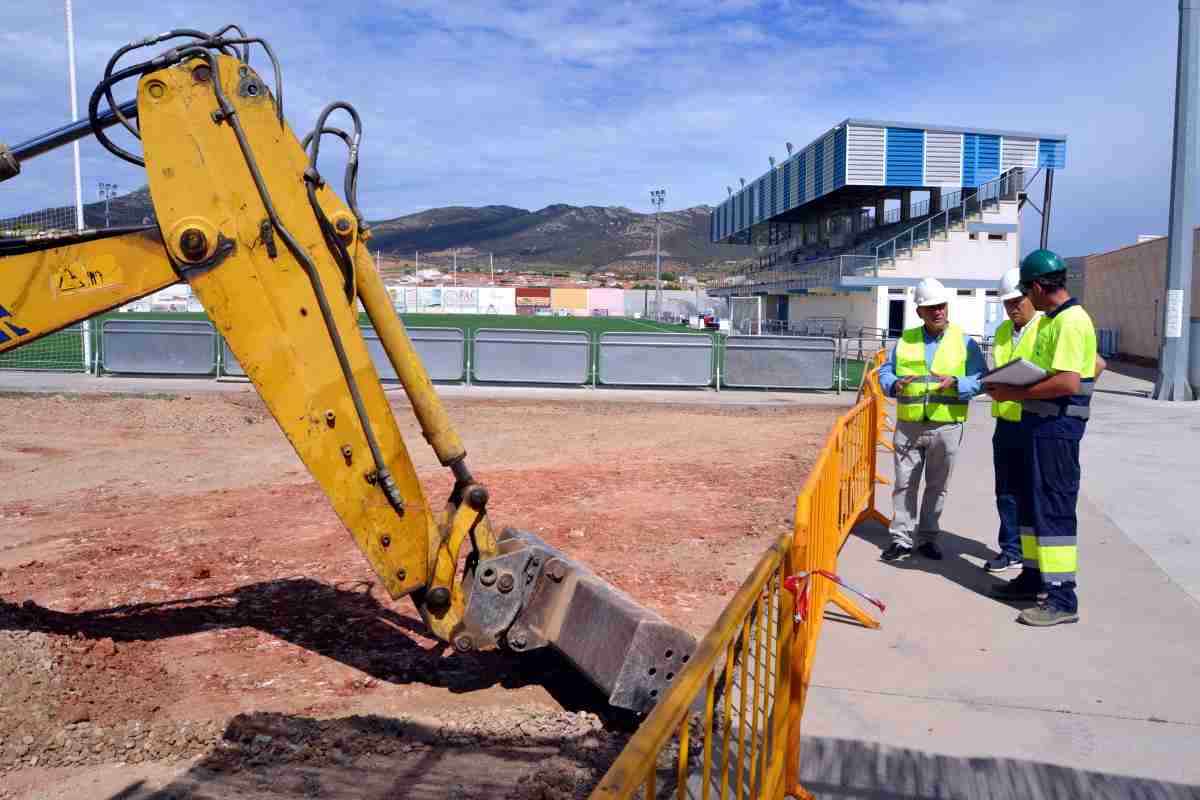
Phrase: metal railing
[
  {"left": 873, "top": 168, "right": 1021, "bottom": 267},
  {"left": 716, "top": 168, "right": 1024, "bottom": 296},
  {"left": 592, "top": 353, "right": 891, "bottom": 799}
]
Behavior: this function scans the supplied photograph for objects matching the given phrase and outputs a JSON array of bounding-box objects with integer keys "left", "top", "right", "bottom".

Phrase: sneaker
[
  {"left": 990, "top": 573, "right": 1042, "bottom": 602},
  {"left": 984, "top": 554, "right": 1020, "bottom": 573},
  {"left": 880, "top": 543, "right": 912, "bottom": 562},
  {"left": 1018, "top": 601, "right": 1079, "bottom": 627},
  {"left": 916, "top": 541, "right": 943, "bottom": 560}
]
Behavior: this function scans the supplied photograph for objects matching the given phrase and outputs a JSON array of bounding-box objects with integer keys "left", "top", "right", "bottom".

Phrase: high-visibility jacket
[
  {"left": 1024, "top": 300, "right": 1097, "bottom": 423},
  {"left": 895, "top": 324, "right": 969, "bottom": 423},
  {"left": 990, "top": 314, "right": 1043, "bottom": 422}
]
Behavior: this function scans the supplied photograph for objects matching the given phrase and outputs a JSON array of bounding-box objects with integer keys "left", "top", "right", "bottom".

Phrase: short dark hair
[{"left": 1029, "top": 270, "right": 1068, "bottom": 292}]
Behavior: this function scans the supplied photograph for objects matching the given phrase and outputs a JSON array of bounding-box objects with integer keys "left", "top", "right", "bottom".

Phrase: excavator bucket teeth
[{"left": 461, "top": 529, "right": 696, "bottom": 714}]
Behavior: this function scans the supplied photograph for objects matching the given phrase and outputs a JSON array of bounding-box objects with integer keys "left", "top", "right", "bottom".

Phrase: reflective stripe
[
  {"left": 1078, "top": 381, "right": 1095, "bottom": 396},
  {"left": 1042, "top": 572, "right": 1076, "bottom": 583},
  {"left": 896, "top": 396, "right": 969, "bottom": 406},
  {"left": 1023, "top": 400, "right": 1091, "bottom": 419},
  {"left": 1037, "top": 536, "right": 1076, "bottom": 547},
  {"left": 1020, "top": 534, "right": 1039, "bottom": 560},
  {"left": 1038, "top": 544, "right": 1078, "bottom": 574}
]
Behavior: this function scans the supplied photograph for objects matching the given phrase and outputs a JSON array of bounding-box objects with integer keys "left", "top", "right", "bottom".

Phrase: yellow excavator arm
[{"left": 0, "top": 29, "right": 692, "bottom": 713}]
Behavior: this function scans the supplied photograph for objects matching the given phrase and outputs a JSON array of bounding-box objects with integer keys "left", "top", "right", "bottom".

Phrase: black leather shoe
[
  {"left": 916, "top": 541, "right": 944, "bottom": 560},
  {"left": 880, "top": 543, "right": 912, "bottom": 562}
]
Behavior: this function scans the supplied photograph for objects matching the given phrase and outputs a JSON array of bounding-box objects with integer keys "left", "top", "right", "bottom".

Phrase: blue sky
[{"left": 0, "top": 1, "right": 1182, "bottom": 257}]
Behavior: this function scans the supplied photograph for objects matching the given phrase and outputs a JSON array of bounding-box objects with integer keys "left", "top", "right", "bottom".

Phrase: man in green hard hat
[{"left": 984, "top": 249, "right": 1098, "bottom": 626}]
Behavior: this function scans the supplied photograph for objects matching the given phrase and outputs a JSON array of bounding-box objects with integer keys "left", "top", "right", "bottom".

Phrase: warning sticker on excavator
[{"left": 52, "top": 257, "right": 123, "bottom": 295}]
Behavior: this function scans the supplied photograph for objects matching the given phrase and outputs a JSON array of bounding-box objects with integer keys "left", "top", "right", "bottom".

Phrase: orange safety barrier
[{"left": 590, "top": 352, "right": 895, "bottom": 799}]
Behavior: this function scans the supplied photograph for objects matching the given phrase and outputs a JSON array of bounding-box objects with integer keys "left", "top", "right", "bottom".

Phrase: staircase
[{"left": 872, "top": 167, "right": 1024, "bottom": 270}]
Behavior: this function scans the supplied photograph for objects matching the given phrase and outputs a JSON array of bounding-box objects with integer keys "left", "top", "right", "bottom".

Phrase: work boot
[
  {"left": 1018, "top": 601, "right": 1079, "bottom": 627},
  {"left": 880, "top": 543, "right": 911, "bottom": 563},
  {"left": 916, "top": 541, "right": 943, "bottom": 560},
  {"left": 990, "top": 570, "right": 1041, "bottom": 602}
]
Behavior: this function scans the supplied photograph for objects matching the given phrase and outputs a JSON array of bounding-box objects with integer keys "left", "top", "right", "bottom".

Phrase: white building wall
[
  {"left": 888, "top": 201, "right": 1021, "bottom": 281},
  {"left": 787, "top": 291, "right": 876, "bottom": 331}
]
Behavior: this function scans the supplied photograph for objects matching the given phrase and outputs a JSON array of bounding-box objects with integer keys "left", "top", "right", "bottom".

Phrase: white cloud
[{"left": 0, "top": 1, "right": 1187, "bottom": 256}]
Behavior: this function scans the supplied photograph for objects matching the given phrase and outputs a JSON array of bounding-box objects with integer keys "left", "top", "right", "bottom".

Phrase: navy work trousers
[
  {"left": 1017, "top": 415, "right": 1084, "bottom": 613},
  {"left": 991, "top": 418, "right": 1023, "bottom": 561}
]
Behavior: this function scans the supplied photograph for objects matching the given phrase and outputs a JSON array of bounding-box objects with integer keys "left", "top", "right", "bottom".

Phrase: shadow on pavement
[
  {"left": 0, "top": 577, "right": 632, "bottom": 725},
  {"left": 799, "top": 735, "right": 1200, "bottom": 800},
  {"left": 851, "top": 518, "right": 1032, "bottom": 608}
]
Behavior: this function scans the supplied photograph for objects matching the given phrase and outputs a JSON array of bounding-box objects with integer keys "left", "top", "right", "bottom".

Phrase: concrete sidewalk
[{"left": 799, "top": 378, "right": 1200, "bottom": 797}]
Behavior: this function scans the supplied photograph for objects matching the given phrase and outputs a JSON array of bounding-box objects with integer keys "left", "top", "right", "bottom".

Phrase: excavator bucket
[{"left": 461, "top": 529, "right": 696, "bottom": 714}]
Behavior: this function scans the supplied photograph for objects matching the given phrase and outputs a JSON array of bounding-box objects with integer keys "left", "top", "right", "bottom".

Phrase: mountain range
[{"left": 10, "top": 189, "right": 751, "bottom": 272}]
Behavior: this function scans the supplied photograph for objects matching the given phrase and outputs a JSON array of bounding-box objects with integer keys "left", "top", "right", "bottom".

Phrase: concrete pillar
[
  {"left": 929, "top": 189, "right": 942, "bottom": 215},
  {"left": 875, "top": 198, "right": 886, "bottom": 227},
  {"left": 900, "top": 190, "right": 912, "bottom": 222}
]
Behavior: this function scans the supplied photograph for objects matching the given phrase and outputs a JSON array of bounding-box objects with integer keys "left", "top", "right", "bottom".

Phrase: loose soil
[{"left": 0, "top": 391, "right": 838, "bottom": 799}]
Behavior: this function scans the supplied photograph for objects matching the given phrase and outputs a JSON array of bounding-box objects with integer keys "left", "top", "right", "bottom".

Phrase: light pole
[
  {"left": 1155, "top": 0, "right": 1198, "bottom": 401},
  {"left": 650, "top": 188, "right": 665, "bottom": 321},
  {"left": 98, "top": 182, "right": 118, "bottom": 228}
]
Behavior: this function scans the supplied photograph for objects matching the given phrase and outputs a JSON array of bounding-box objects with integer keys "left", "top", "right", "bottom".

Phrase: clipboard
[{"left": 981, "top": 358, "right": 1046, "bottom": 387}]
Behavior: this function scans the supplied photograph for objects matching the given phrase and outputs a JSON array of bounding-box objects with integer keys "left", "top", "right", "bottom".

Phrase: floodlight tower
[
  {"left": 650, "top": 188, "right": 666, "bottom": 321},
  {"left": 98, "top": 182, "right": 118, "bottom": 228}
]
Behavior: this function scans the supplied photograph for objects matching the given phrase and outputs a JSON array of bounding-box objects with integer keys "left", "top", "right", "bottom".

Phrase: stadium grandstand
[{"left": 709, "top": 119, "right": 1067, "bottom": 339}]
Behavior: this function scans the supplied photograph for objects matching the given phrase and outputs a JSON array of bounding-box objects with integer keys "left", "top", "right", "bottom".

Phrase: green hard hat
[{"left": 1020, "top": 248, "right": 1067, "bottom": 282}]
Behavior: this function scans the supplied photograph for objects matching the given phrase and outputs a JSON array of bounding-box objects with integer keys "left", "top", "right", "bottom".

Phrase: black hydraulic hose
[
  {"left": 102, "top": 29, "right": 218, "bottom": 140},
  {"left": 179, "top": 47, "right": 405, "bottom": 517},
  {"left": 88, "top": 60, "right": 161, "bottom": 166},
  {"left": 305, "top": 102, "right": 364, "bottom": 228},
  {"left": 210, "top": 24, "right": 251, "bottom": 62},
  {"left": 214, "top": 37, "right": 284, "bottom": 124}
]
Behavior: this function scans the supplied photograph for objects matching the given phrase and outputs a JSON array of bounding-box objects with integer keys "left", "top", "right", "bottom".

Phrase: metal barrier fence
[
  {"left": 471, "top": 328, "right": 591, "bottom": 384},
  {"left": 723, "top": 336, "right": 836, "bottom": 390},
  {"left": 18, "top": 319, "right": 866, "bottom": 392},
  {"left": 598, "top": 332, "right": 714, "bottom": 387},
  {"left": 100, "top": 319, "right": 217, "bottom": 376},
  {"left": 219, "top": 326, "right": 466, "bottom": 382},
  {"left": 592, "top": 352, "right": 890, "bottom": 800}
]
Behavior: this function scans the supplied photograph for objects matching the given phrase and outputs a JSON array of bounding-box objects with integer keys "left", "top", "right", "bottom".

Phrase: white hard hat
[
  {"left": 914, "top": 277, "right": 950, "bottom": 307},
  {"left": 998, "top": 267, "right": 1023, "bottom": 301}
]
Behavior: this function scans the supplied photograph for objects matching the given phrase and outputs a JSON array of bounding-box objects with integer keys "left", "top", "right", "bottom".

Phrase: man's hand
[
  {"left": 932, "top": 373, "right": 957, "bottom": 392},
  {"left": 893, "top": 375, "right": 918, "bottom": 396},
  {"left": 985, "top": 383, "right": 1024, "bottom": 402}
]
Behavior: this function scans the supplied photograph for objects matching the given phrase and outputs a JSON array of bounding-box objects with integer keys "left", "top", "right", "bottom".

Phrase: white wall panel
[
  {"left": 1001, "top": 136, "right": 1037, "bottom": 171},
  {"left": 924, "top": 131, "right": 963, "bottom": 186},
  {"left": 822, "top": 130, "right": 837, "bottom": 195},
  {"left": 845, "top": 125, "right": 885, "bottom": 185}
]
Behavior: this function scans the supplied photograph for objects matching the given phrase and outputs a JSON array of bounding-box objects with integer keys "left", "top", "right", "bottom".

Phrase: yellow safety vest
[
  {"left": 1025, "top": 301, "right": 1097, "bottom": 421},
  {"left": 990, "top": 315, "right": 1043, "bottom": 422},
  {"left": 895, "top": 324, "right": 969, "bottom": 423}
]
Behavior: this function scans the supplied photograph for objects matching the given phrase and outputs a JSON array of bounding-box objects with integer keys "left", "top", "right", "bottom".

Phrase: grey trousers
[{"left": 890, "top": 419, "right": 965, "bottom": 547}]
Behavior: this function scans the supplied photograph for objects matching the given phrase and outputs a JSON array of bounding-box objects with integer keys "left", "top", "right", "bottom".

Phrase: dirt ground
[{"left": 0, "top": 390, "right": 838, "bottom": 799}]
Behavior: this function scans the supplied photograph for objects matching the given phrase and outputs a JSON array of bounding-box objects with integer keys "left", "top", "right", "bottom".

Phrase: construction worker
[
  {"left": 985, "top": 249, "right": 1098, "bottom": 626},
  {"left": 877, "top": 277, "right": 986, "bottom": 563},
  {"left": 984, "top": 268, "right": 1042, "bottom": 573}
]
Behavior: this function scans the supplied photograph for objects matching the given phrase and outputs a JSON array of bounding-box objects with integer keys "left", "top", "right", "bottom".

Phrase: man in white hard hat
[
  {"left": 877, "top": 277, "right": 986, "bottom": 562},
  {"left": 983, "top": 268, "right": 1042, "bottom": 573}
]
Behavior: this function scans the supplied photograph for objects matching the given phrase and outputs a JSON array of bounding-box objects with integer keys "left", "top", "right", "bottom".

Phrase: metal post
[
  {"left": 1156, "top": 1, "right": 1198, "bottom": 401},
  {"left": 650, "top": 189, "right": 665, "bottom": 321},
  {"left": 65, "top": 0, "right": 92, "bottom": 374},
  {"left": 452, "top": 249, "right": 457, "bottom": 286},
  {"left": 1039, "top": 169, "right": 1055, "bottom": 249},
  {"left": 489, "top": 252, "right": 494, "bottom": 285}
]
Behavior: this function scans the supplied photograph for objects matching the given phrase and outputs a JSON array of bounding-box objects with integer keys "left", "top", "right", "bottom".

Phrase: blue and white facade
[
  {"left": 709, "top": 119, "right": 1068, "bottom": 337},
  {"left": 710, "top": 119, "right": 1067, "bottom": 245}
]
